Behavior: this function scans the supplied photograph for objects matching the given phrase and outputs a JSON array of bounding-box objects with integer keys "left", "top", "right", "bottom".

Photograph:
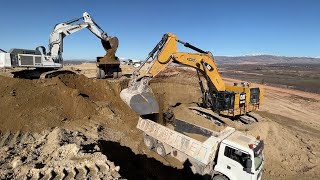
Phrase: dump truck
[
  {"left": 96, "top": 36, "right": 122, "bottom": 79},
  {"left": 137, "top": 117, "right": 264, "bottom": 180}
]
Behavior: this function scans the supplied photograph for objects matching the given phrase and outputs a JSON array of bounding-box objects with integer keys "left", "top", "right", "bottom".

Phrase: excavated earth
[{"left": 0, "top": 65, "right": 320, "bottom": 180}]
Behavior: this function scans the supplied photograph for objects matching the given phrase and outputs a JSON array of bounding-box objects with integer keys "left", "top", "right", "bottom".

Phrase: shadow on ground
[{"left": 98, "top": 140, "right": 210, "bottom": 180}]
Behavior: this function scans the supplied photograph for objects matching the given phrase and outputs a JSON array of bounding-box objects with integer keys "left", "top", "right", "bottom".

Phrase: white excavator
[{"left": 0, "top": 12, "right": 120, "bottom": 79}]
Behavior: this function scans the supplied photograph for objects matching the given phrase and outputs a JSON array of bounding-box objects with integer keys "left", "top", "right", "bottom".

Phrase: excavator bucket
[
  {"left": 98, "top": 37, "right": 120, "bottom": 65},
  {"left": 101, "top": 36, "right": 118, "bottom": 52},
  {"left": 101, "top": 39, "right": 112, "bottom": 50},
  {"left": 120, "top": 81, "right": 159, "bottom": 115}
]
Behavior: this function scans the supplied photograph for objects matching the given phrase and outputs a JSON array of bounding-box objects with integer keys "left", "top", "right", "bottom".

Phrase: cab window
[{"left": 224, "top": 146, "right": 250, "bottom": 167}]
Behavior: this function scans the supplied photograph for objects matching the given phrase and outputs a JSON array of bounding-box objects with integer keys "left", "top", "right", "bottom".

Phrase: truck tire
[
  {"left": 117, "top": 72, "right": 122, "bottom": 78},
  {"left": 96, "top": 68, "right": 101, "bottom": 79},
  {"left": 155, "top": 143, "right": 166, "bottom": 157},
  {"left": 144, "top": 134, "right": 156, "bottom": 150},
  {"left": 212, "top": 175, "right": 228, "bottom": 180},
  {"left": 113, "top": 72, "right": 118, "bottom": 78},
  {"left": 97, "top": 68, "right": 105, "bottom": 79}
]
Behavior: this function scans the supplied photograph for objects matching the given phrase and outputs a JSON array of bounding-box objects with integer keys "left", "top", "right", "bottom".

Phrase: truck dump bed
[
  {"left": 174, "top": 119, "right": 214, "bottom": 142},
  {"left": 137, "top": 117, "right": 235, "bottom": 165}
]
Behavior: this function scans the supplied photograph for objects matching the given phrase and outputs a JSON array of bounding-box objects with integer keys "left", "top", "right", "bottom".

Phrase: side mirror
[{"left": 243, "top": 159, "right": 253, "bottom": 174}]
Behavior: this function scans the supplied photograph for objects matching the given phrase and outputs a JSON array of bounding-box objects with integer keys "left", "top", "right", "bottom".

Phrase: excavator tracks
[
  {"left": 23, "top": 160, "right": 119, "bottom": 180},
  {"left": 0, "top": 128, "right": 121, "bottom": 179}
]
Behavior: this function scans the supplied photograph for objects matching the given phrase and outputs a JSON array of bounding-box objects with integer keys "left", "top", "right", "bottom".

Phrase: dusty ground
[
  {"left": 223, "top": 78, "right": 320, "bottom": 179},
  {"left": 220, "top": 63, "right": 320, "bottom": 93},
  {"left": 0, "top": 63, "right": 319, "bottom": 179}
]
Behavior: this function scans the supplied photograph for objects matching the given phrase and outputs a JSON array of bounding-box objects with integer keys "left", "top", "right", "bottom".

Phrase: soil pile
[
  {"left": 0, "top": 75, "right": 95, "bottom": 132},
  {"left": 0, "top": 74, "right": 133, "bottom": 132}
]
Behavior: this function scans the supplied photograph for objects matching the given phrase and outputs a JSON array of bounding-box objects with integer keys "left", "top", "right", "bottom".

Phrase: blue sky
[{"left": 0, "top": 0, "right": 319, "bottom": 60}]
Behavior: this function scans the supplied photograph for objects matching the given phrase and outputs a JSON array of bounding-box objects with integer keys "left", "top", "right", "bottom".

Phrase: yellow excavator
[{"left": 120, "top": 33, "right": 263, "bottom": 123}]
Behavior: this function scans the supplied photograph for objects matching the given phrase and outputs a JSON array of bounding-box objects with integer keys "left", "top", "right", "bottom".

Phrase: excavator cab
[{"left": 250, "top": 88, "right": 260, "bottom": 104}]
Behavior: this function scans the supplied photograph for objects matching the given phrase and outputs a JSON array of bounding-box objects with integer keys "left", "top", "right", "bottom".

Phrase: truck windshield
[
  {"left": 254, "top": 153, "right": 263, "bottom": 170},
  {"left": 253, "top": 140, "right": 264, "bottom": 170}
]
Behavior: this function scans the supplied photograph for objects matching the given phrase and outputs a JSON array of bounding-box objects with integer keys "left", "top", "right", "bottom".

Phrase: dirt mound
[
  {"left": 57, "top": 74, "right": 137, "bottom": 122},
  {"left": 246, "top": 114, "right": 320, "bottom": 179},
  {"left": 57, "top": 74, "right": 128, "bottom": 102},
  {"left": 0, "top": 74, "right": 134, "bottom": 179},
  {"left": 0, "top": 74, "right": 135, "bottom": 132},
  {"left": 0, "top": 76, "right": 96, "bottom": 132}
]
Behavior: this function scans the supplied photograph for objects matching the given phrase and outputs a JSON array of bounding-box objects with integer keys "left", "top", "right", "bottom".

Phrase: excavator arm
[
  {"left": 172, "top": 52, "right": 225, "bottom": 91},
  {"left": 134, "top": 33, "right": 225, "bottom": 91},
  {"left": 121, "top": 33, "right": 226, "bottom": 115},
  {"left": 48, "top": 12, "right": 115, "bottom": 62}
]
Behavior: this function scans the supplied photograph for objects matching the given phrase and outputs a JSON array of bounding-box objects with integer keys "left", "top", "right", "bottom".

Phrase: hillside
[{"left": 215, "top": 55, "right": 320, "bottom": 64}]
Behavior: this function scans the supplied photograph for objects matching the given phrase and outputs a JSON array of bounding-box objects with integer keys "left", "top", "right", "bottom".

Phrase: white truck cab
[
  {"left": 215, "top": 131, "right": 264, "bottom": 180},
  {"left": 137, "top": 117, "right": 264, "bottom": 180}
]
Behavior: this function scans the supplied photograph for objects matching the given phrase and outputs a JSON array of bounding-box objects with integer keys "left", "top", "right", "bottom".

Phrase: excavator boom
[
  {"left": 49, "top": 12, "right": 113, "bottom": 62},
  {"left": 121, "top": 33, "right": 227, "bottom": 115},
  {"left": 144, "top": 33, "right": 226, "bottom": 91}
]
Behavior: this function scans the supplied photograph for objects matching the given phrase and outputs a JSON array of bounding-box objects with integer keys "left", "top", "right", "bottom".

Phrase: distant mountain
[
  {"left": 63, "top": 60, "right": 94, "bottom": 65},
  {"left": 64, "top": 55, "right": 320, "bottom": 65},
  {"left": 118, "top": 58, "right": 143, "bottom": 62},
  {"left": 214, "top": 55, "right": 320, "bottom": 64}
]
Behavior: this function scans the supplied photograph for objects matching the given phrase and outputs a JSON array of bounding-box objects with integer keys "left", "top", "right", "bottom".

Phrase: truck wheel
[
  {"left": 212, "top": 175, "right": 228, "bottom": 180},
  {"left": 117, "top": 72, "right": 122, "bottom": 78},
  {"left": 155, "top": 143, "right": 166, "bottom": 157},
  {"left": 113, "top": 72, "right": 118, "bottom": 78},
  {"left": 144, "top": 134, "right": 156, "bottom": 150},
  {"left": 97, "top": 68, "right": 105, "bottom": 79},
  {"left": 96, "top": 68, "right": 101, "bottom": 79}
]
